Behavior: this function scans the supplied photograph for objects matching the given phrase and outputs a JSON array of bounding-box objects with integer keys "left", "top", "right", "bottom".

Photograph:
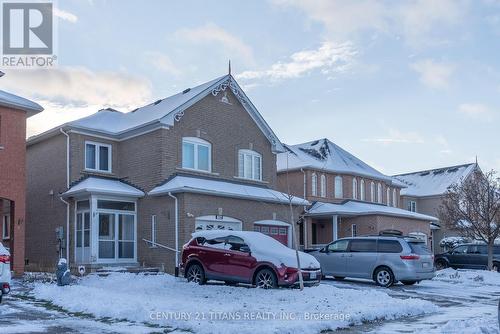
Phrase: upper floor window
[
  {"left": 377, "top": 183, "right": 382, "bottom": 203},
  {"left": 334, "top": 176, "right": 343, "bottom": 198},
  {"left": 2, "top": 214, "right": 9, "bottom": 240},
  {"left": 182, "top": 137, "right": 211, "bottom": 172},
  {"left": 320, "top": 174, "right": 326, "bottom": 197},
  {"left": 85, "top": 141, "right": 111, "bottom": 173},
  {"left": 370, "top": 182, "right": 375, "bottom": 202},
  {"left": 238, "top": 149, "right": 262, "bottom": 181},
  {"left": 311, "top": 173, "right": 318, "bottom": 196},
  {"left": 352, "top": 178, "right": 358, "bottom": 199},
  {"left": 392, "top": 189, "right": 397, "bottom": 207},
  {"left": 386, "top": 187, "right": 391, "bottom": 206},
  {"left": 360, "top": 180, "right": 365, "bottom": 201},
  {"left": 408, "top": 200, "right": 417, "bottom": 212}
]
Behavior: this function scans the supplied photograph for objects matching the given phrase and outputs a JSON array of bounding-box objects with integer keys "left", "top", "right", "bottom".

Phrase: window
[
  {"left": 327, "top": 239, "right": 349, "bottom": 252},
  {"left": 85, "top": 142, "right": 112, "bottom": 172},
  {"left": 370, "top": 182, "right": 375, "bottom": 202},
  {"left": 407, "top": 200, "right": 417, "bottom": 212},
  {"left": 270, "top": 227, "right": 279, "bottom": 235},
  {"left": 182, "top": 137, "right": 211, "bottom": 172},
  {"left": 377, "top": 240, "right": 403, "bottom": 253},
  {"left": 260, "top": 226, "right": 269, "bottom": 234},
  {"left": 451, "top": 245, "right": 468, "bottom": 254},
  {"left": 311, "top": 173, "right": 318, "bottom": 196},
  {"left": 349, "top": 239, "right": 377, "bottom": 252},
  {"left": 408, "top": 242, "right": 431, "bottom": 254},
  {"left": 320, "top": 174, "right": 326, "bottom": 197},
  {"left": 351, "top": 224, "right": 357, "bottom": 237},
  {"left": 334, "top": 176, "right": 343, "bottom": 198},
  {"left": 279, "top": 228, "right": 287, "bottom": 235},
  {"left": 2, "top": 215, "right": 9, "bottom": 240},
  {"left": 352, "top": 178, "right": 358, "bottom": 199},
  {"left": 97, "top": 200, "right": 135, "bottom": 211},
  {"left": 151, "top": 215, "right": 157, "bottom": 248},
  {"left": 238, "top": 149, "right": 262, "bottom": 181},
  {"left": 360, "top": 180, "right": 365, "bottom": 201},
  {"left": 392, "top": 189, "right": 397, "bottom": 207},
  {"left": 377, "top": 183, "right": 382, "bottom": 203},
  {"left": 386, "top": 187, "right": 391, "bottom": 206}
]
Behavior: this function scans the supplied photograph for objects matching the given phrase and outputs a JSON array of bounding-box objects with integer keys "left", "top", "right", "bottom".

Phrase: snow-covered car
[
  {"left": 181, "top": 230, "right": 321, "bottom": 288},
  {"left": 0, "top": 242, "right": 11, "bottom": 303}
]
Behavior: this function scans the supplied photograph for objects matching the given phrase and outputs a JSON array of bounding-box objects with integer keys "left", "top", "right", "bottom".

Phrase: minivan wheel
[
  {"left": 186, "top": 263, "right": 206, "bottom": 285},
  {"left": 254, "top": 268, "right": 277, "bottom": 289},
  {"left": 374, "top": 267, "right": 395, "bottom": 288},
  {"left": 435, "top": 259, "right": 448, "bottom": 270},
  {"left": 401, "top": 280, "right": 417, "bottom": 285}
]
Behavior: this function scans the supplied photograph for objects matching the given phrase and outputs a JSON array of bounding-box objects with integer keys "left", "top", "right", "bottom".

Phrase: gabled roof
[
  {"left": 0, "top": 90, "right": 43, "bottom": 116},
  {"left": 27, "top": 74, "right": 284, "bottom": 152},
  {"left": 393, "top": 163, "right": 477, "bottom": 197},
  {"left": 62, "top": 176, "right": 145, "bottom": 198},
  {"left": 149, "top": 174, "right": 309, "bottom": 206},
  {"left": 306, "top": 200, "right": 438, "bottom": 221},
  {"left": 277, "top": 138, "right": 395, "bottom": 183}
]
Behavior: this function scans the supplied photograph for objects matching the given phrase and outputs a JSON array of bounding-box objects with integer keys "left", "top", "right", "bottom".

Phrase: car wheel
[
  {"left": 401, "top": 280, "right": 417, "bottom": 285},
  {"left": 374, "top": 267, "right": 395, "bottom": 288},
  {"left": 493, "top": 262, "right": 500, "bottom": 273},
  {"left": 254, "top": 268, "right": 277, "bottom": 289},
  {"left": 334, "top": 276, "right": 345, "bottom": 281},
  {"left": 435, "top": 259, "right": 448, "bottom": 270},
  {"left": 186, "top": 263, "right": 206, "bottom": 285}
]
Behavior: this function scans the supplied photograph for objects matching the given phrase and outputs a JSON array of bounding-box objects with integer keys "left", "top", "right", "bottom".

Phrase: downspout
[
  {"left": 59, "top": 128, "right": 70, "bottom": 264},
  {"left": 167, "top": 192, "right": 179, "bottom": 277},
  {"left": 300, "top": 168, "right": 307, "bottom": 249}
]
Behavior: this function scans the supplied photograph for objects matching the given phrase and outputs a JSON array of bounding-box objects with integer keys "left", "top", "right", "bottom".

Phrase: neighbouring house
[
  {"left": 25, "top": 74, "right": 307, "bottom": 274},
  {"left": 0, "top": 90, "right": 43, "bottom": 275},
  {"left": 393, "top": 163, "right": 479, "bottom": 253},
  {"left": 276, "top": 138, "right": 438, "bottom": 249}
]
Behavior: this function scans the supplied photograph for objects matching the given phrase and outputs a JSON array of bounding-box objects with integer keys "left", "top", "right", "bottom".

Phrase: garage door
[
  {"left": 195, "top": 215, "right": 242, "bottom": 232},
  {"left": 254, "top": 223, "right": 289, "bottom": 246}
]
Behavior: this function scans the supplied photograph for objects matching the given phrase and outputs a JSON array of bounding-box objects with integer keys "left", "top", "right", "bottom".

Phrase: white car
[{"left": 0, "top": 242, "right": 11, "bottom": 303}]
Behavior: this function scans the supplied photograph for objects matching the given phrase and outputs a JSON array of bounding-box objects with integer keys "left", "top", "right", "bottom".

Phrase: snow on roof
[
  {"left": 0, "top": 90, "right": 43, "bottom": 116},
  {"left": 149, "top": 175, "right": 309, "bottom": 206},
  {"left": 277, "top": 138, "right": 393, "bottom": 182},
  {"left": 393, "top": 163, "right": 477, "bottom": 197},
  {"left": 62, "top": 177, "right": 144, "bottom": 198},
  {"left": 306, "top": 200, "right": 438, "bottom": 221}
]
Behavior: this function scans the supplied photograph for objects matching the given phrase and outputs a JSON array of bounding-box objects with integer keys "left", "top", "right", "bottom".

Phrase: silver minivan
[{"left": 310, "top": 236, "right": 435, "bottom": 287}]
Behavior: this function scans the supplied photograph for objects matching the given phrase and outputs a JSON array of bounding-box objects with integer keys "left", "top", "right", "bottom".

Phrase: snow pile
[
  {"left": 31, "top": 272, "right": 437, "bottom": 333},
  {"left": 439, "top": 314, "right": 499, "bottom": 334},
  {"left": 434, "top": 268, "right": 500, "bottom": 286}
]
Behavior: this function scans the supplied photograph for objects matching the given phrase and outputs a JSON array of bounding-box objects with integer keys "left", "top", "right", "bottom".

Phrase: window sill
[
  {"left": 232, "top": 176, "right": 268, "bottom": 184},
  {"left": 176, "top": 167, "right": 220, "bottom": 176},
  {"left": 84, "top": 168, "right": 113, "bottom": 174},
  {"left": 2, "top": 237, "right": 9, "bottom": 241}
]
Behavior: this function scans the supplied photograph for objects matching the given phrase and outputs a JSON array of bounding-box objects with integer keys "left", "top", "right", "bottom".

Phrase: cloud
[
  {"left": 410, "top": 59, "right": 455, "bottom": 89},
  {"left": 174, "top": 23, "right": 254, "bottom": 65},
  {"left": 144, "top": 51, "right": 180, "bottom": 75},
  {"left": 236, "top": 41, "right": 356, "bottom": 82},
  {"left": 362, "top": 129, "right": 425, "bottom": 145},
  {"left": 54, "top": 8, "right": 78, "bottom": 23},
  {"left": 1, "top": 67, "right": 153, "bottom": 136},
  {"left": 458, "top": 103, "right": 494, "bottom": 119}
]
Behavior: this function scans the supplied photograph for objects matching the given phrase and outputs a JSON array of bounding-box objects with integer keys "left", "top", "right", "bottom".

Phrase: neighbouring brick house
[
  {"left": 393, "top": 163, "right": 479, "bottom": 253},
  {"left": 0, "top": 90, "right": 43, "bottom": 275},
  {"left": 25, "top": 74, "right": 307, "bottom": 274},
  {"left": 276, "top": 139, "right": 438, "bottom": 249}
]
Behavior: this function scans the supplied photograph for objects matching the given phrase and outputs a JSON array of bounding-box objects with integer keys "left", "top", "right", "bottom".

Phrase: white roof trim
[
  {"left": 0, "top": 90, "right": 43, "bottom": 116},
  {"left": 149, "top": 175, "right": 309, "bottom": 206},
  {"left": 62, "top": 177, "right": 145, "bottom": 198}
]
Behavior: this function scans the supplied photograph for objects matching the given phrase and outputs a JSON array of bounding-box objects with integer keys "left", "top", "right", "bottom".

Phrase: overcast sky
[{"left": 2, "top": 0, "right": 499, "bottom": 175}]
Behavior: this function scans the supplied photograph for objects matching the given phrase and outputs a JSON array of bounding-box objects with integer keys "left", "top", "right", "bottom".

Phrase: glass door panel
[
  {"left": 98, "top": 213, "right": 115, "bottom": 259},
  {"left": 118, "top": 214, "right": 134, "bottom": 259}
]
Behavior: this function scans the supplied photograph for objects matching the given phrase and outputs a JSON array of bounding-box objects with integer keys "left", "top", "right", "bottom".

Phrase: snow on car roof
[
  {"left": 393, "top": 163, "right": 477, "bottom": 197},
  {"left": 277, "top": 138, "right": 394, "bottom": 183},
  {"left": 192, "top": 230, "right": 289, "bottom": 248}
]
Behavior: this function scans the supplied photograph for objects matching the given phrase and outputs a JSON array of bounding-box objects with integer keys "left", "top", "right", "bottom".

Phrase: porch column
[{"left": 332, "top": 215, "right": 338, "bottom": 241}]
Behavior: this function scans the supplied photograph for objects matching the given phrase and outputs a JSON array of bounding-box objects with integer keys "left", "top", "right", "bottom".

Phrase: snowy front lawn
[
  {"left": 31, "top": 272, "right": 437, "bottom": 334},
  {"left": 433, "top": 268, "right": 500, "bottom": 286}
]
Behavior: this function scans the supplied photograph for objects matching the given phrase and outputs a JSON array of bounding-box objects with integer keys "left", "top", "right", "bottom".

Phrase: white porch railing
[{"left": 142, "top": 238, "right": 179, "bottom": 253}]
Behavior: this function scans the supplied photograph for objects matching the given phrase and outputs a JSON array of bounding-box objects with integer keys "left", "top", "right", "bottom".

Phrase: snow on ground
[
  {"left": 433, "top": 268, "right": 500, "bottom": 286},
  {"left": 31, "top": 272, "right": 437, "bottom": 334}
]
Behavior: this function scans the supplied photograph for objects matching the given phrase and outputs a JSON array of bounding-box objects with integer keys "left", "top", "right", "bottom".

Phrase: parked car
[
  {"left": 181, "top": 230, "right": 321, "bottom": 288},
  {"left": 309, "top": 236, "right": 435, "bottom": 287},
  {"left": 435, "top": 244, "right": 500, "bottom": 272},
  {"left": 0, "top": 242, "right": 11, "bottom": 303}
]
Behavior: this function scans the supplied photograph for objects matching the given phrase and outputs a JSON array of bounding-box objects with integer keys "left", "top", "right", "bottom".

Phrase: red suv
[{"left": 181, "top": 230, "right": 321, "bottom": 288}]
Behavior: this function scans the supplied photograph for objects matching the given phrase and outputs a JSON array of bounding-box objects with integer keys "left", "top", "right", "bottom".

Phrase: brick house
[
  {"left": 0, "top": 90, "right": 43, "bottom": 275},
  {"left": 276, "top": 139, "right": 437, "bottom": 249},
  {"left": 393, "top": 163, "right": 479, "bottom": 253},
  {"left": 25, "top": 74, "right": 307, "bottom": 274}
]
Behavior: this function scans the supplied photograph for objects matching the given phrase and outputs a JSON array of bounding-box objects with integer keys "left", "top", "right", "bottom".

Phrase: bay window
[
  {"left": 238, "top": 149, "right": 262, "bottom": 181},
  {"left": 182, "top": 137, "right": 211, "bottom": 172}
]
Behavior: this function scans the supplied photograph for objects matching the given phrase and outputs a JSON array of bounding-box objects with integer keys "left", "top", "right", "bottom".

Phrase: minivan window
[
  {"left": 377, "top": 240, "right": 403, "bottom": 253},
  {"left": 408, "top": 242, "right": 431, "bottom": 255},
  {"left": 349, "top": 239, "right": 377, "bottom": 252},
  {"left": 327, "top": 240, "right": 349, "bottom": 252}
]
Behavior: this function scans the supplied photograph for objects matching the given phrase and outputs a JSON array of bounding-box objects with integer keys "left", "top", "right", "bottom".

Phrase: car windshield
[{"left": 408, "top": 242, "right": 431, "bottom": 255}]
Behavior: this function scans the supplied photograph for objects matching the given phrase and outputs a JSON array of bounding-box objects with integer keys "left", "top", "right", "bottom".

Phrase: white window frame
[
  {"left": 238, "top": 149, "right": 262, "bottom": 181},
  {"left": 334, "top": 176, "right": 343, "bottom": 198},
  {"left": 352, "top": 178, "right": 358, "bottom": 199},
  {"left": 360, "top": 179, "right": 365, "bottom": 201},
  {"left": 392, "top": 189, "right": 398, "bottom": 207},
  {"left": 386, "top": 187, "right": 391, "bottom": 206},
  {"left": 85, "top": 141, "right": 112, "bottom": 173},
  {"left": 377, "top": 183, "right": 382, "bottom": 204},
  {"left": 2, "top": 214, "right": 9, "bottom": 240},
  {"left": 370, "top": 182, "right": 375, "bottom": 202},
  {"left": 151, "top": 215, "right": 157, "bottom": 248},
  {"left": 320, "top": 174, "right": 326, "bottom": 197},
  {"left": 408, "top": 200, "right": 417, "bottom": 212},
  {"left": 311, "top": 173, "right": 318, "bottom": 196},
  {"left": 182, "top": 137, "right": 212, "bottom": 172}
]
